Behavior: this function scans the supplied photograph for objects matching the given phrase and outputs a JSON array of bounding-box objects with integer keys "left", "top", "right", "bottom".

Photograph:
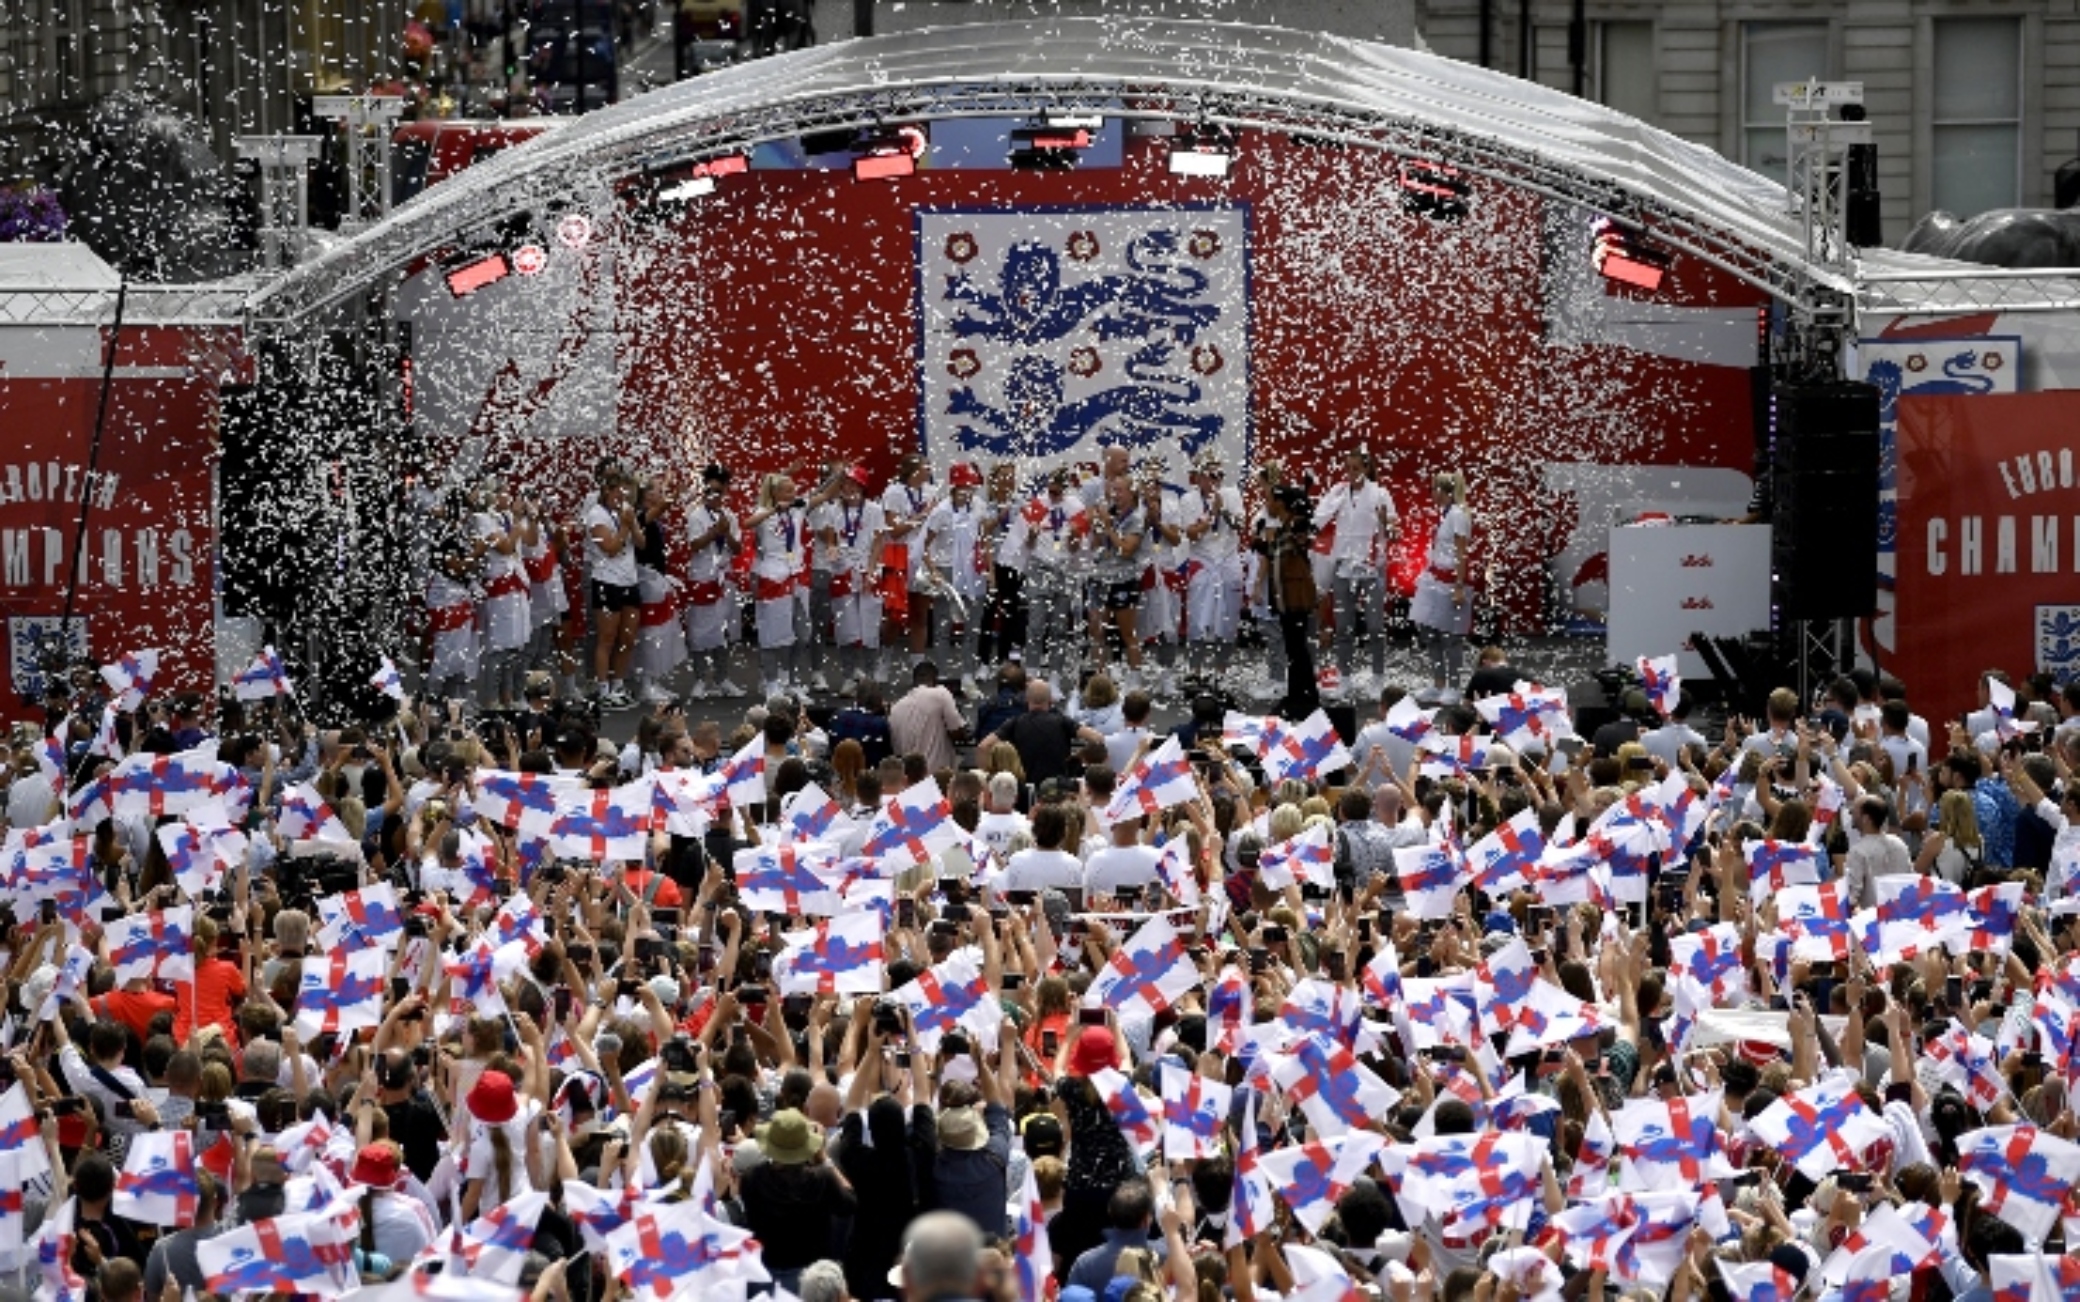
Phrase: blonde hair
[
  {"left": 1267, "top": 803, "right": 1304, "bottom": 843},
  {"left": 1938, "top": 789, "right": 1983, "bottom": 851},
  {"left": 1082, "top": 673, "right": 1119, "bottom": 711},
  {"left": 1434, "top": 471, "right": 1467, "bottom": 506}
]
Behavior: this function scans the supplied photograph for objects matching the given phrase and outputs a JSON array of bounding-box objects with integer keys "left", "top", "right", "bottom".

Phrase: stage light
[
  {"left": 1591, "top": 217, "right": 1671, "bottom": 291},
  {"left": 1010, "top": 123, "right": 1092, "bottom": 170},
  {"left": 853, "top": 125, "right": 927, "bottom": 181},
  {"left": 1169, "top": 125, "right": 1236, "bottom": 178},
  {"left": 657, "top": 155, "right": 749, "bottom": 203},
  {"left": 1043, "top": 113, "right": 1103, "bottom": 130},
  {"left": 444, "top": 251, "right": 512, "bottom": 297},
  {"left": 1398, "top": 160, "right": 1470, "bottom": 221}
]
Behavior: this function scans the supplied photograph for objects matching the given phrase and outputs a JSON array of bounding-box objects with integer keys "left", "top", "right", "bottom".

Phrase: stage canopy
[{"left": 246, "top": 15, "right": 2080, "bottom": 329}]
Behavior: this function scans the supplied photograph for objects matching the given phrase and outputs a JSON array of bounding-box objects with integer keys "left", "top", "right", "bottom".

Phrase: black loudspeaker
[
  {"left": 1324, "top": 703, "right": 1359, "bottom": 748},
  {"left": 1771, "top": 381, "right": 1881, "bottom": 620}
]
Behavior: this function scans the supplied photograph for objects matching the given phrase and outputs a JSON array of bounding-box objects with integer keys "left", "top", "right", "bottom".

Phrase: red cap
[
  {"left": 846, "top": 464, "right": 873, "bottom": 488},
  {"left": 1068, "top": 1025, "right": 1118, "bottom": 1077},
  {"left": 949, "top": 461, "right": 982, "bottom": 488},
  {"left": 467, "top": 1069, "right": 519, "bottom": 1124}
]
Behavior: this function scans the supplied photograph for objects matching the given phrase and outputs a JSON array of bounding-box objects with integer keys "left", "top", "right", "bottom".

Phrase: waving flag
[
  {"left": 1467, "top": 807, "right": 1544, "bottom": 896},
  {"left": 99, "top": 648, "right": 161, "bottom": 712},
  {"left": 157, "top": 811, "right": 247, "bottom": 898},
  {"left": 114, "top": 1130, "right": 198, "bottom": 1226},
  {"left": 1204, "top": 963, "right": 1252, "bottom": 1055},
  {"left": 449, "top": 1190, "right": 550, "bottom": 1285},
  {"left": 1549, "top": 1197, "right": 1638, "bottom": 1275},
  {"left": 279, "top": 782, "right": 356, "bottom": 846},
  {"left": 1257, "top": 1131, "right": 1387, "bottom": 1234},
  {"left": 736, "top": 841, "right": 846, "bottom": 915},
  {"left": 369, "top": 656, "right": 406, "bottom": 702},
  {"left": 1567, "top": 1110, "right": 1617, "bottom": 1200},
  {"left": 604, "top": 1197, "right": 767, "bottom": 1299},
  {"left": 1967, "top": 882, "right": 2029, "bottom": 955},
  {"left": 892, "top": 949, "right": 1002, "bottom": 1054},
  {"left": 1012, "top": 1166, "right": 1052, "bottom": 1302},
  {"left": 1475, "top": 681, "right": 1571, "bottom": 752},
  {"left": 0, "top": 1082, "right": 51, "bottom": 1184},
  {"left": 1152, "top": 834, "right": 1202, "bottom": 907},
  {"left": 1925, "top": 1020, "right": 2010, "bottom": 1111},
  {"left": 1958, "top": 1125, "right": 2080, "bottom": 1245},
  {"left": 1991, "top": 1255, "right": 2080, "bottom": 1302},
  {"left": 1398, "top": 975, "right": 1478, "bottom": 1053},
  {"left": 1285, "top": 1245, "right": 1364, "bottom": 1302},
  {"left": 1361, "top": 942, "right": 1402, "bottom": 1009},
  {"left": 315, "top": 883, "right": 404, "bottom": 952},
  {"left": 1086, "top": 1067, "right": 1163, "bottom": 1152},
  {"left": 549, "top": 778, "right": 656, "bottom": 862},
  {"left": 1084, "top": 913, "right": 1197, "bottom": 1019},
  {"left": 1271, "top": 1034, "right": 1399, "bottom": 1138},
  {"left": 33, "top": 732, "right": 66, "bottom": 798},
  {"left": 103, "top": 748, "right": 242, "bottom": 821},
  {"left": 1258, "top": 823, "right": 1334, "bottom": 891},
  {"left": 1279, "top": 978, "right": 1370, "bottom": 1053},
  {"left": 779, "top": 781, "right": 854, "bottom": 844},
  {"left": 1776, "top": 880, "right": 1855, "bottom": 962},
  {"left": 1749, "top": 1069, "right": 1889, "bottom": 1181},
  {"left": 422, "top": 828, "right": 498, "bottom": 906},
  {"left": 1106, "top": 736, "right": 1200, "bottom": 820},
  {"left": 1745, "top": 839, "right": 1825, "bottom": 903},
  {"left": 1417, "top": 731, "right": 1492, "bottom": 778},
  {"left": 1502, "top": 979, "right": 1606, "bottom": 1055},
  {"left": 1668, "top": 923, "right": 1748, "bottom": 1004},
  {"left": 1384, "top": 695, "right": 1437, "bottom": 747},
  {"left": 36, "top": 1197, "right": 87, "bottom": 1302},
  {"left": 1611, "top": 1091, "right": 1734, "bottom": 1191},
  {"left": 232, "top": 645, "right": 295, "bottom": 702},
  {"left": 1876, "top": 874, "right": 1971, "bottom": 946},
  {"left": 1222, "top": 711, "right": 1282, "bottom": 753},
  {"left": 1474, "top": 936, "right": 1539, "bottom": 1035},
  {"left": 474, "top": 770, "right": 582, "bottom": 835},
  {"left": 1821, "top": 1201, "right": 1949, "bottom": 1285},
  {"left": 712, "top": 739, "right": 764, "bottom": 815},
  {"left": 199, "top": 1212, "right": 356, "bottom": 1295},
  {"left": 1262, "top": 710, "right": 1353, "bottom": 783},
  {"left": 106, "top": 906, "right": 196, "bottom": 984},
  {"left": 1986, "top": 677, "right": 2039, "bottom": 744},
  {"left": 1228, "top": 1091, "right": 1275, "bottom": 1248},
  {"left": 1397, "top": 1131, "right": 1546, "bottom": 1231},
  {"left": 1807, "top": 773, "right": 1846, "bottom": 844},
  {"left": 1718, "top": 1259, "right": 1801, "bottom": 1302},
  {"left": 1533, "top": 838, "right": 1610, "bottom": 909},
  {"left": 1158, "top": 1064, "right": 1231, "bottom": 1161},
  {"left": 293, "top": 948, "right": 389, "bottom": 1040},
  {"left": 1637, "top": 655, "right": 1680, "bottom": 719},
  {"left": 1395, "top": 840, "right": 1470, "bottom": 919},
  {"left": 858, "top": 776, "right": 961, "bottom": 871},
  {"left": 560, "top": 1179, "right": 650, "bottom": 1253},
  {"left": 775, "top": 910, "right": 886, "bottom": 997},
  {"left": 87, "top": 705, "right": 123, "bottom": 762}
]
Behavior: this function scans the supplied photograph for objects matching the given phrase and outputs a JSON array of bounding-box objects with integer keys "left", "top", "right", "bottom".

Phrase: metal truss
[
  {"left": 0, "top": 280, "right": 255, "bottom": 327},
  {"left": 1856, "top": 265, "right": 2080, "bottom": 320}
]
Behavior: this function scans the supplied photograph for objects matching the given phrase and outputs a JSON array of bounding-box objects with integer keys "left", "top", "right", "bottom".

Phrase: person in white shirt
[
  {"left": 1641, "top": 691, "right": 1709, "bottom": 769},
  {"left": 813, "top": 465, "right": 886, "bottom": 697},
  {"left": 1352, "top": 685, "right": 1421, "bottom": 788},
  {"left": 1082, "top": 814, "right": 1162, "bottom": 899},
  {"left": 977, "top": 462, "right": 1028, "bottom": 669},
  {"left": 1874, "top": 674, "right": 1931, "bottom": 750},
  {"left": 1407, "top": 471, "right": 1472, "bottom": 694},
  {"left": 1313, "top": 451, "right": 1399, "bottom": 694},
  {"left": 474, "top": 478, "right": 532, "bottom": 710},
  {"left": 683, "top": 464, "right": 745, "bottom": 700},
  {"left": 974, "top": 772, "right": 1031, "bottom": 861},
  {"left": 880, "top": 454, "right": 940, "bottom": 680},
  {"left": 1175, "top": 451, "right": 1246, "bottom": 681},
  {"left": 919, "top": 462, "right": 991, "bottom": 691},
  {"left": 1103, "top": 690, "right": 1156, "bottom": 775},
  {"left": 1021, "top": 471, "right": 1089, "bottom": 688},
  {"left": 1842, "top": 795, "right": 1914, "bottom": 909},
  {"left": 583, "top": 469, "right": 643, "bottom": 708},
  {"left": 998, "top": 803, "right": 1086, "bottom": 905},
  {"left": 746, "top": 472, "right": 819, "bottom": 698}
]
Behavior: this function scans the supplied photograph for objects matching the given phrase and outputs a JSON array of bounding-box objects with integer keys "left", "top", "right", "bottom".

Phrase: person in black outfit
[
  {"left": 373, "top": 1047, "right": 448, "bottom": 1184},
  {"left": 737, "top": 1109, "right": 857, "bottom": 1297},
  {"left": 1257, "top": 484, "right": 1321, "bottom": 720},
  {"left": 837, "top": 1090, "right": 936, "bottom": 1299},
  {"left": 1590, "top": 689, "right": 1653, "bottom": 758},
  {"left": 827, "top": 684, "right": 895, "bottom": 769},
  {"left": 1464, "top": 645, "right": 1522, "bottom": 699},
  {"left": 974, "top": 663, "right": 1029, "bottom": 742},
  {"left": 977, "top": 679, "right": 1101, "bottom": 787}
]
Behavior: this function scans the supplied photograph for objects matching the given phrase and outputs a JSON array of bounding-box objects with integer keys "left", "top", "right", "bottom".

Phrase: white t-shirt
[
  {"left": 1641, "top": 722, "right": 1708, "bottom": 769},
  {"left": 584, "top": 501, "right": 638, "bottom": 586},
  {"left": 753, "top": 505, "right": 808, "bottom": 582},
  {"left": 921, "top": 498, "right": 988, "bottom": 593},
  {"left": 1001, "top": 847, "right": 1085, "bottom": 895},
  {"left": 813, "top": 499, "right": 884, "bottom": 579},
  {"left": 685, "top": 503, "right": 739, "bottom": 584},
  {"left": 1425, "top": 505, "right": 1470, "bottom": 577},
  {"left": 1104, "top": 726, "right": 1153, "bottom": 775},
  {"left": 1082, "top": 844, "right": 1162, "bottom": 896},
  {"left": 1176, "top": 485, "right": 1244, "bottom": 565},
  {"left": 1313, "top": 479, "right": 1398, "bottom": 569},
  {"left": 975, "top": 809, "right": 1031, "bottom": 860}
]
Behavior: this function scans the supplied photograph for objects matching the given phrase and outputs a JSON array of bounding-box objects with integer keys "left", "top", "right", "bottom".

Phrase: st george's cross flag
[
  {"left": 1270, "top": 1034, "right": 1399, "bottom": 1138},
  {"left": 292, "top": 948, "right": 389, "bottom": 1040},
  {"left": 106, "top": 906, "right": 195, "bottom": 984},
  {"left": 1749, "top": 1069, "right": 1891, "bottom": 1182},
  {"left": 1745, "top": 839, "right": 1826, "bottom": 904},
  {"left": 114, "top": 1130, "right": 200, "bottom": 1226},
  {"left": 1637, "top": 654, "right": 1680, "bottom": 720},
  {"left": 369, "top": 656, "right": 406, "bottom": 702},
  {"left": 780, "top": 781, "right": 855, "bottom": 844},
  {"left": 1083, "top": 914, "right": 1198, "bottom": 1018},
  {"left": 1087, "top": 1068, "right": 1164, "bottom": 1153},
  {"left": 1820, "top": 1201, "right": 1950, "bottom": 1286},
  {"left": 99, "top": 648, "right": 161, "bottom": 712},
  {"left": 1990, "top": 1255, "right": 2080, "bottom": 1302},
  {"left": 548, "top": 778, "right": 656, "bottom": 862},
  {"left": 1475, "top": 681, "right": 1572, "bottom": 752},
  {"left": 1106, "top": 736, "right": 1200, "bottom": 821},
  {"left": 1012, "top": 1166, "right": 1052, "bottom": 1302},
  {"left": 278, "top": 783, "right": 355, "bottom": 846},
  {"left": 1668, "top": 922, "right": 1749, "bottom": 1004},
  {"left": 1610, "top": 1090, "right": 1737, "bottom": 1192},
  {"left": 315, "top": 883, "right": 405, "bottom": 952},
  {"left": 157, "top": 807, "right": 247, "bottom": 898},
  {"left": 198, "top": 1212, "right": 357, "bottom": 1296},
  {"left": 1228, "top": 1090, "right": 1276, "bottom": 1248},
  {"left": 1467, "top": 807, "right": 1544, "bottom": 896},
  {"left": 1261, "top": 710, "right": 1353, "bottom": 784},
  {"left": 1957, "top": 1124, "right": 2080, "bottom": 1245},
  {"left": 474, "top": 769, "right": 583, "bottom": 836},
  {"left": 1159, "top": 1064, "right": 1232, "bottom": 1161},
  {"left": 1395, "top": 839, "right": 1471, "bottom": 919},
  {"left": 448, "top": 1191, "right": 551, "bottom": 1285},
  {"left": 603, "top": 1197, "right": 768, "bottom": 1300},
  {"left": 1258, "top": 823, "right": 1334, "bottom": 892},
  {"left": 1207, "top": 963, "right": 1252, "bottom": 1055},
  {"left": 774, "top": 911, "right": 886, "bottom": 997},
  {"left": 231, "top": 645, "right": 295, "bottom": 702},
  {"left": 858, "top": 776, "right": 962, "bottom": 871},
  {"left": 891, "top": 949, "right": 1003, "bottom": 1054},
  {"left": 735, "top": 841, "right": 847, "bottom": 916},
  {"left": 1256, "top": 1131, "right": 1387, "bottom": 1235},
  {"left": 719, "top": 739, "right": 765, "bottom": 815}
]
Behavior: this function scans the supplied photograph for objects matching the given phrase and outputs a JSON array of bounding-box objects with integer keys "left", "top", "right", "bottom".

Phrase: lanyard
[{"left": 842, "top": 505, "right": 862, "bottom": 546}]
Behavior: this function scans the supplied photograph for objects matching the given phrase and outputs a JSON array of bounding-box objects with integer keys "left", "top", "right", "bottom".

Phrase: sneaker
[
  {"left": 640, "top": 681, "right": 674, "bottom": 704},
  {"left": 809, "top": 671, "right": 832, "bottom": 694},
  {"left": 687, "top": 679, "right": 712, "bottom": 701},
  {"left": 714, "top": 676, "right": 747, "bottom": 697},
  {"left": 600, "top": 686, "right": 634, "bottom": 709}
]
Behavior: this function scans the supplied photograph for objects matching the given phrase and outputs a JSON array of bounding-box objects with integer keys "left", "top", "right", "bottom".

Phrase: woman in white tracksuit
[
  {"left": 747, "top": 472, "right": 809, "bottom": 696},
  {"left": 630, "top": 480, "right": 688, "bottom": 702},
  {"left": 918, "top": 462, "right": 990, "bottom": 689},
  {"left": 1408, "top": 470, "right": 1474, "bottom": 692},
  {"left": 814, "top": 466, "right": 885, "bottom": 694},
  {"left": 683, "top": 464, "right": 744, "bottom": 700},
  {"left": 475, "top": 481, "right": 532, "bottom": 709}
]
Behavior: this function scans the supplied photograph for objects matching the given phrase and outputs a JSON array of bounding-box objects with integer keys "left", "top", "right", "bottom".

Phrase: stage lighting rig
[
  {"left": 1010, "top": 120, "right": 1094, "bottom": 170},
  {"left": 1168, "top": 124, "right": 1237, "bottom": 178},
  {"left": 1397, "top": 159, "right": 1470, "bottom": 221},
  {"left": 443, "top": 251, "right": 512, "bottom": 297},
  {"left": 1591, "top": 216, "right": 1671, "bottom": 291},
  {"left": 853, "top": 125, "right": 928, "bottom": 181},
  {"left": 658, "top": 153, "right": 750, "bottom": 202}
]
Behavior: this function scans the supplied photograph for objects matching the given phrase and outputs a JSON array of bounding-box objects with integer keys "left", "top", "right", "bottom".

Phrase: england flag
[
  {"left": 114, "top": 1130, "right": 199, "bottom": 1226},
  {"left": 106, "top": 906, "right": 196, "bottom": 984},
  {"left": 293, "top": 948, "right": 390, "bottom": 1040},
  {"left": 857, "top": 776, "right": 961, "bottom": 871},
  {"left": 1258, "top": 823, "right": 1334, "bottom": 892},
  {"left": 1271, "top": 1034, "right": 1400, "bottom": 1138},
  {"left": 1261, "top": 710, "right": 1353, "bottom": 783},
  {"left": 1106, "top": 737, "right": 1200, "bottom": 821},
  {"left": 198, "top": 1212, "right": 356, "bottom": 1296},
  {"left": 1957, "top": 1124, "right": 2080, "bottom": 1245},
  {"left": 231, "top": 645, "right": 295, "bottom": 702},
  {"left": 1083, "top": 914, "right": 1198, "bottom": 1019},
  {"left": 735, "top": 841, "right": 846, "bottom": 916},
  {"left": 1256, "top": 1131, "right": 1386, "bottom": 1234},
  {"left": 369, "top": 656, "right": 407, "bottom": 702},
  {"left": 891, "top": 949, "right": 1003, "bottom": 1054},
  {"left": 774, "top": 911, "right": 886, "bottom": 997},
  {"left": 100, "top": 648, "right": 161, "bottom": 712},
  {"left": 1395, "top": 840, "right": 1470, "bottom": 919},
  {"left": 1637, "top": 655, "right": 1680, "bottom": 719},
  {"left": 278, "top": 783, "right": 356, "bottom": 846},
  {"left": 1466, "top": 807, "right": 1544, "bottom": 896},
  {"left": 1749, "top": 1069, "right": 1890, "bottom": 1182},
  {"left": 1158, "top": 1064, "right": 1232, "bottom": 1161}
]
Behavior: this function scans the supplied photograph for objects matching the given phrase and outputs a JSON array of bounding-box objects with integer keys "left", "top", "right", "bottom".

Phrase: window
[
  {"left": 1594, "top": 22, "right": 1657, "bottom": 124},
  {"left": 1933, "top": 17, "right": 2022, "bottom": 216},
  {"left": 1741, "top": 22, "right": 1829, "bottom": 176}
]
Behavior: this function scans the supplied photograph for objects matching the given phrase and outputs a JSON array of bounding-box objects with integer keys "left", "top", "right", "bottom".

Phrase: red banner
[
  {"left": 0, "top": 364, "right": 217, "bottom": 717},
  {"left": 1894, "top": 391, "right": 2080, "bottom": 730}
]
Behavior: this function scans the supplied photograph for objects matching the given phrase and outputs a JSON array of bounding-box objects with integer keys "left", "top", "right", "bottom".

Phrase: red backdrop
[{"left": 1894, "top": 390, "right": 2080, "bottom": 730}]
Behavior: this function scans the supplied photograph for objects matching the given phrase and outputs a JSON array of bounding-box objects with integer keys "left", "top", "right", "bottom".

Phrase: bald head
[
  {"left": 902, "top": 1212, "right": 983, "bottom": 1302},
  {"left": 804, "top": 1083, "right": 843, "bottom": 1129},
  {"left": 1026, "top": 679, "right": 1055, "bottom": 710}
]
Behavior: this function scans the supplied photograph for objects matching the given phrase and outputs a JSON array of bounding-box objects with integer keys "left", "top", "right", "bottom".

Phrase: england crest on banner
[
  {"left": 916, "top": 208, "right": 1250, "bottom": 471},
  {"left": 2038, "top": 605, "right": 2080, "bottom": 685}
]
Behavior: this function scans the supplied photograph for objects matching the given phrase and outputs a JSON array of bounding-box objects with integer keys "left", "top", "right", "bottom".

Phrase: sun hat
[
  {"left": 350, "top": 1142, "right": 406, "bottom": 1190},
  {"left": 466, "top": 1069, "right": 518, "bottom": 1125},
  {"left": 1068, "top": 1024, "right": 1119, "bottom": 1077},
  {"left": 757, "top": 1108, "right": 823, "bottom": 1165},
  {"left": 937, "top": 1105, "right": 988, "bottom": 1151}
]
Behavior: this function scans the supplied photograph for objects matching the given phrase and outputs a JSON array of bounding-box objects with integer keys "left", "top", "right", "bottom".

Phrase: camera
[
  {"left": 661, "top": 1033, "right": 699, "bottom": 1073},
  {"left": 872, "top": 997, "right": 906, "bottom": 1036}
]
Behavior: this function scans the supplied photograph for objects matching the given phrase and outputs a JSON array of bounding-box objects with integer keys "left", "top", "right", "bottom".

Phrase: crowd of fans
[{"left": 2, "top": 646, "right": 2079, "bottom": 1302}]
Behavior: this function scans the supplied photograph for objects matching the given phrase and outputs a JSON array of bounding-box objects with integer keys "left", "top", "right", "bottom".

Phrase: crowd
[
  {"left": 414, "top": 450, "right": 1471, "bottom": 720},
  {"left": 5, "top": 515, "right": 2080, "bottom": 1302}
]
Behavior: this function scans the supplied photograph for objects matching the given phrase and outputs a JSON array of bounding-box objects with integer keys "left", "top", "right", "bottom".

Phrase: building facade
[{"left": 1419, "top": 0, "right": 2076, "bottom": 245}]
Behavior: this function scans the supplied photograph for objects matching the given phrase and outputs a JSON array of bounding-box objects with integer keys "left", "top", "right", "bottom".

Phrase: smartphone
[
  {"left": 38, "top": 900, "right": 56, "bottom": 925},
  {"left": 1263, "top": 924, "right": 1288, "bottom": 944},
  {"left": 1323, "top": 951, "right": 1347, "bottom": 981},
  {"left": 654, "top": 908, "right": 680, "bottom": 929},
  {"left": 1002, "top": 972, "right": 1025, "bottom": 991},
  {"left": 897, "top": 898, "right": 918, "bottom": 928},
  {"left": 553, "top": 987, "right": 573, "bottom": 1023},
  {"left": 49, "top": 1097, "right": 86, "bottom": 1116},
  {"left": 112, "top": 1099, "right": 135, "bottom": 1120},
  {"left": 1838, "top": 1173, "right": 1872, "bottom": 1193},
  {"left": 1248, "top": 946, "right": 1269, "bottom": 974},
  {"left": 1885, "top": 1081, "right": 1915, "bottom": 1105},
  {"left": 1946, "top": 975, "right": 1964, "bottom": 1008},
  {"left": 1005, "top": 889, "right": 1037, "bottom": 906},
  {"left": 1042, "top": 1029, "right": 1060, "bottom": 1056},
  {"left": 1115, "top": 886, "right": 1141, "bottom": 909},
  {"left": 388, "top": 978, "right": 411, "bottom": 1006},
  {"left": 567, "top": 943, "right": 594, "bottom": 967},
  {"left": 1078, "top": 1006, "right": 1108, "bottom": 1027},
  {"left": 737, "top": 984, "right": 768, "bottom": 1007}
]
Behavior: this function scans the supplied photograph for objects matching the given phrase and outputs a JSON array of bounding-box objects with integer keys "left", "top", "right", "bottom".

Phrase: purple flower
[{"left": 0, "top": 186, "right": 67, "bottom": 242}]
